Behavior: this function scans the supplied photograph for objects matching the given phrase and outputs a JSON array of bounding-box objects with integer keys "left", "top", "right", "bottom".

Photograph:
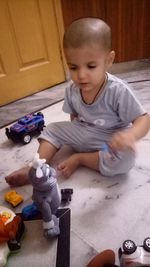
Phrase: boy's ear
[{"left": 107, "top": 50, "right": 115, "bottom": 68}]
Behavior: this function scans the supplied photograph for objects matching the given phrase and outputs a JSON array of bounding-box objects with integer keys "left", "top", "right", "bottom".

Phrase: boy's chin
[{"left": 78, "top": 83, "right": 91, "bottom": 91}]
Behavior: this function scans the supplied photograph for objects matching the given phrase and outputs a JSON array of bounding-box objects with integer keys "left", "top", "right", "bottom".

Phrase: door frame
[{"left": 53, "top": 0, "right": 67, "bottom": 78}]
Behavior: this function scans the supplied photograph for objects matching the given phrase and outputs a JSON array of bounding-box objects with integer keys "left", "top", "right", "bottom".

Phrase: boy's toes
[
  {"left": 5, "top": 168, "right": 30, "bottom": 187},
  {"left": 57, "top": 162, "right": 66, "bottom": 170},
  {"left": 5, "top": 176, "right": 14, "bottom": 186},
  {"left": 5, "top": 174, "right": 17, "bottom": 185},
  {"left": 5, "top": 175, "right": 20, "bottom": 186}
]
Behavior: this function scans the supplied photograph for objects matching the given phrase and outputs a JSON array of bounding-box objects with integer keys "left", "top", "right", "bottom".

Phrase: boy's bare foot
[
  {"left": 5, "top": 166, "right": 30, "bottom": 187},
  {"left": 58, "top": 154, "right": 80, "bottom": 178}
]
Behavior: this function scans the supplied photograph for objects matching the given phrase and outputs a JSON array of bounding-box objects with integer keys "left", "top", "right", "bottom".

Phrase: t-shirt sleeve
[
  {"left": 62, "top": 84, "right": 77, "bottom": 115},
  {"left": 117, "top": 84, "right": 146, "bottom": 123}
]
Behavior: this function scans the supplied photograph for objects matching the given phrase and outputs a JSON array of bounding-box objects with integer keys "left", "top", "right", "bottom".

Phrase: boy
[{"left": 5, "top": 18, "right": 150, "bottom": 186}]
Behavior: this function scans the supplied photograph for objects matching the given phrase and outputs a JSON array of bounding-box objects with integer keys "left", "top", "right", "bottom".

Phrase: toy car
[
  {"left": 5, "top": 112, "right": 45, "bottom": 144},
  {"left": 61, "top": 188, "right": 73, "bottom": 204},
  {"left": 0, "top": 206, "right": 25, "bottom": 267},
  {"left": 119, "top": 238, "right": 150, "bottom": 267},
  {"left": 4, "top": 191, "right": 24, "bottom": 207}
]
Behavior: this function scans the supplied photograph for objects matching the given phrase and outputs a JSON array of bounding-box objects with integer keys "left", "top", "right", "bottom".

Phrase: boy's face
[{"left": 64, "top": 44, "right": 115, "bottom": 93}]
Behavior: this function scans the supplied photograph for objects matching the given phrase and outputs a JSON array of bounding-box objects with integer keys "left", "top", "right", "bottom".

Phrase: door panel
[
  {"left": 0, "top": 0, "right": 65, "bottom": 106},
  {"left": 61, "top": 0, "right": 150, "bottom": 63}
]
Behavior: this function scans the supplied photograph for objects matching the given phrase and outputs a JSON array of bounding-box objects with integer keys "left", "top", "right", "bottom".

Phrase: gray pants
[{"left": 39, "top": 120, "right": 135, "bottom": 176}]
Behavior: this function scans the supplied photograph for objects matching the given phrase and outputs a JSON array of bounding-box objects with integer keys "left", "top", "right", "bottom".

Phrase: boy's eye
[
  {"left": 88, "top": 65, "right": 96, "bottom": 69},
  {"left": 69, "top": 67, "right": 77, "bottom": 70},
  {"left": 68, "top": 64, "right": 77, "bottom": 70}
]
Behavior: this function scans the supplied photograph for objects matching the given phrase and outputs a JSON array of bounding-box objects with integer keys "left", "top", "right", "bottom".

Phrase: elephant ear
[
  {"left": 86, "top": 250, "right": 116, "bottom": 267},
  {"left": 30, "top": 153, "right": 46, "bottom": 169},
  {"left": 36, "top": 166, "right": 43, "bottom": 178}
]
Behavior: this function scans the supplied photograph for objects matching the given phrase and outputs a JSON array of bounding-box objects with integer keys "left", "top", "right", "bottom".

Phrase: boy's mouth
[{"left": 79, "top": 82, "right": 89, "bottom": 87}]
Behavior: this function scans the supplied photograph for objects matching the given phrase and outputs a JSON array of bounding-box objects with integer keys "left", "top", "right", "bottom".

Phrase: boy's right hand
[{"left": 109, "top": 130, "right": 136, "bottom": 152}]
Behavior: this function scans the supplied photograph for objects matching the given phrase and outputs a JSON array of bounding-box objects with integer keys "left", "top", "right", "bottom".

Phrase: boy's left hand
[{"left": 109, "top": 130, "right": 136, "bottom": 152}]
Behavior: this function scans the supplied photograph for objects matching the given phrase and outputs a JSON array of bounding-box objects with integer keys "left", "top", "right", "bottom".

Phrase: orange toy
[
  {"left": 87, "top": 249, "right": 116, "bottom": 267},
  {"left": 4, "top": 191, "right": 24, "bottom": 207}
]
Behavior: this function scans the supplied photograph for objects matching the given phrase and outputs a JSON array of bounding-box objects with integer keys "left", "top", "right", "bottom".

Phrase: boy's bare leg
[
  {"left": 5, "top": 140, "right": 58, "bottom": 187},
  {"left": 58, "top": 151, "right": 99, "bottom": 178}
]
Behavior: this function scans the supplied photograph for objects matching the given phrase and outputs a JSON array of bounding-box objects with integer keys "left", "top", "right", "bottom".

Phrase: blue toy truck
[{"left": 5, "top": 112, "right": 45, "bottom": 144}]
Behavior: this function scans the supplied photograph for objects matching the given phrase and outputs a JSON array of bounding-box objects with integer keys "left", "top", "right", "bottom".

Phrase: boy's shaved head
[{"left": 63, "top": 18, "right": 111, "bottom": 51}]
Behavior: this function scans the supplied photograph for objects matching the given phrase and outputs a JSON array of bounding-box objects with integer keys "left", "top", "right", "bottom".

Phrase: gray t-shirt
[{"left": 63, "top": 73, "right": 145, "bottom": 137}]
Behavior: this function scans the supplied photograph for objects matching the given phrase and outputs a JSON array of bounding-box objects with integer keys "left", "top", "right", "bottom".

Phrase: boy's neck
[{"left": 80, "top": 73, "right": 108, "bottom": 105}]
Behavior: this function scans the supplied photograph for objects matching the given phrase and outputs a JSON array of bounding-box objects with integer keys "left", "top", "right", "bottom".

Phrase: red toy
[
  {"left": 0, "top": 215, "right": 21, "bottom": 242},
  {"left": 0, "top": 206, "right": 25, "bottom": 266}
]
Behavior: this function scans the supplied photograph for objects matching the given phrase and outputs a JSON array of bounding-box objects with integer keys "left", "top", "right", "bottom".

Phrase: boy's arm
[
  {"left": 130, "top": 113, "right": 150, "bottom": 140},
  {"left": 110, "top": 114, "right": 150, "bottom": 151}
]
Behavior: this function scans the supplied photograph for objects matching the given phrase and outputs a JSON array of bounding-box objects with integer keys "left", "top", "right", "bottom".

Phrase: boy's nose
[{"left": 77, "top": 69, "right": 86, "bottom": 80}]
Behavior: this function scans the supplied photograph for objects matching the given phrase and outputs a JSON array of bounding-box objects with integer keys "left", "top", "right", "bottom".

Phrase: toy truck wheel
[
  {"left": 38, "top": 122, "right": 44, "bottom": 132},
  {"left": 123, "top": 240, "right": 137, "bottom": 254},
  {"left": 143, "top": 237, "right": 150, "bottom": 252},
  {"left": 21, "top": 133, "right": 32, "bottom": 144},
  {"left": 5, "top": 128, "right": 10, "bottom": 139}
]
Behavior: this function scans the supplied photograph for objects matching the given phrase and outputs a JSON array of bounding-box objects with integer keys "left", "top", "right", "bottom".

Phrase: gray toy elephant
[{"left": 29, "top": 153, "right": 61, "bottom": 238}]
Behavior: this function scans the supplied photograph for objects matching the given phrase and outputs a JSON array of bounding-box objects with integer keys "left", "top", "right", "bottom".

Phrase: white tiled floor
[
  {"left": 0, "top": 99, "right": 150, "bottom": 266},
  {"left": 0, "top": 59, "right": 150, "bottom": 266}
]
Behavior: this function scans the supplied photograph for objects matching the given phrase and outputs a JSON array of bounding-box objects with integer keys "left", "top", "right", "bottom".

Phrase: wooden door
[
  {"left": 0, "top": 0, "right": 65, "bottom": 106},
  {"left": 61, "top": 0, "right": 150, "bottom": 63}
]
